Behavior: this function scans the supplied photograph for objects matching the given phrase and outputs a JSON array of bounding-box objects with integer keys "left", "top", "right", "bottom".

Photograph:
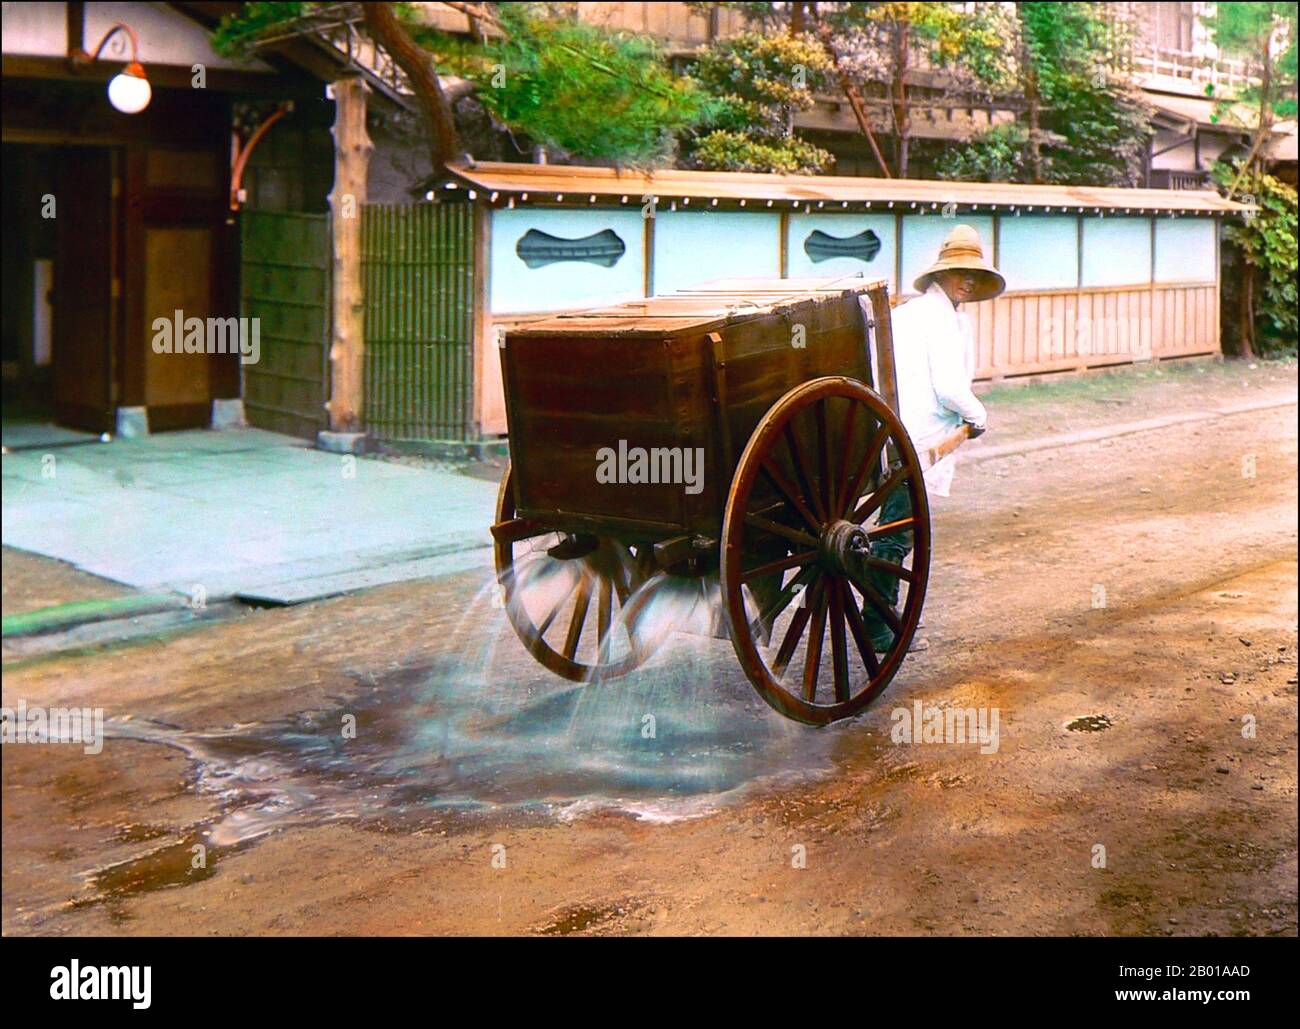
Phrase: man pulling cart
[{"left": 861, "top": 224, "right": 1005, "bottom": 653}]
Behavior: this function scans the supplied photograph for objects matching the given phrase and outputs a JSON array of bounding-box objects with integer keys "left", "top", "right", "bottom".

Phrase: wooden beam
[
  {"left": 1, "top": 54, "right": 308, "bottom": 96},
  {"left": 326, "top": 76, "right": 372, "bottom": 434},
  {"left": 66, "top": 2, "right": 85, "bottom": 57}
]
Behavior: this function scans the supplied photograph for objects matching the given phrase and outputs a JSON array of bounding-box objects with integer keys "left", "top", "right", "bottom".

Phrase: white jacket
[{"left": 876, "top": 285, "right": 987, "bottom": 497}]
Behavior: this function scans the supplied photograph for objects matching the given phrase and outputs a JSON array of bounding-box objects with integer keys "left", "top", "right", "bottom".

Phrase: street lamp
[
  {"left": 70, "top": 22, "right": 151, "bottom": 114},
  {"left": 107, "top": 62, "right": 151, "bottom": 114}
]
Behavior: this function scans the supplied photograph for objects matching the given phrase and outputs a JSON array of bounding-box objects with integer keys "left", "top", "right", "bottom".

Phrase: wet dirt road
[{"left": 3, "top": 389, "right": 1296, "bottom": 936}]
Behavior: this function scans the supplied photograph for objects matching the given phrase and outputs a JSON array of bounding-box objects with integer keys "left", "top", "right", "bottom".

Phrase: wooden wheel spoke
[
  {"left": 759, "top": 565, "right": 819, "bottom": 628},
  {"left": 772, "top": 596, "right": 815, "bottom": 678},
  {"left": 609, "top": 558, "right": 631, "bottom": 606},
  {"left": 561, "top": 574, "right": 593, "bottom": 661},
  {"left": 496, "top": 466, "right": 652, "bottom": 683},
  {"left": 852, "top": 574, "right": 903, "bottom": 636},
  {"left": 827, "top": 580, "right": 850, "bottom": 703},
  {"left": 843, "top": 587, "right": 882, "bottom": 677},
  {"left": 861, "top": 555, "right": 915, "bottom": 583},
  {"left": 740, "top": 549, "right": 817, "bottom": 584},
  {"left": 760, "top": 459, "right": 822, "bottom": 532},
  {"left": 532, "top": 574, "right": 578, "bottom": 640},
  {"left": 840, "top": 421, "right": 890, "bottom": 519},
  {"left": 851, "top": 464, "right": 909, "bottom": 525},
  {"left": 744, "top": 513, "right": 819, "bottom": 550},
  {"left": 867, "top": 516, "right": 914, "bottom": 540},
  {"left": 832, "top": 401, "right": 859, "bottom": 516},
  {"left": 596, "top": 576, "right": 612, "bottom": 650},
  {"left": 815, "top": 399, "right": 831, "bottom": 518},
  {"left": 801, "top": 583, "right": 829, "bottom": 701},
  {"left": 784, "top": 423, "right": 826, "bottom": 524}
]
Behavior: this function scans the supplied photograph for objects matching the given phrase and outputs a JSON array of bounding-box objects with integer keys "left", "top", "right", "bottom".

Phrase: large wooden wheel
[
  {"left": 492, "top": 465, "right": 654, "bottom": 682},
  {"left": 720, "top": 376, "right": 931, "bottom": 725}
]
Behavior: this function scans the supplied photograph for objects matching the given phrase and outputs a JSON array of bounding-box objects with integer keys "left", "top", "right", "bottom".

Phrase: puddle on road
[
  {"left": 539, "top": 902, "right": 625, "bottom": 936},
  {"left": 91, "top": 563, "right": 853, "bottom": 906},
  {"left": 1066, "top": 714, "right": 1113, "bottom": 733}
]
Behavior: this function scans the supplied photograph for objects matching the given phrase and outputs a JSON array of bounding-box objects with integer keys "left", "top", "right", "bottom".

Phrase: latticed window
[{"left": 1139, "top": 0, "right": 1197, "bottom": 53}]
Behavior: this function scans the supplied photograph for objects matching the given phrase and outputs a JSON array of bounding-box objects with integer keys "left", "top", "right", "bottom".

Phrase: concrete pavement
[{"left": 1, "top": 428, "right": 497, "bottom": 605}]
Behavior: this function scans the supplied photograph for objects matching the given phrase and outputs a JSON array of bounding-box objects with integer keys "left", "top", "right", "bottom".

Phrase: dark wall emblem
[
  {"left": 516, "top": 228, "right": 627, "bottom": 269},
  {"left": 804, "top": 228, "right": 882, "bottom": 265}
]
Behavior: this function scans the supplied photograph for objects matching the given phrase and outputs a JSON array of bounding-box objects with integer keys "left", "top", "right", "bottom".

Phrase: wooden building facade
[{"left": 1, "top": 1, "right": 328, "bottom": 434}]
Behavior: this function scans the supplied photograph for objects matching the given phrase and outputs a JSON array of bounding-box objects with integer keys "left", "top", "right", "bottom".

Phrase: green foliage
[
  {"left": 1016, "top": 0, "right": 1150, "bottom": 185},
  {"left": 688, "top": 129, "right": 834, "bottom": 175},
  {"left": 684, "top": 31, "right": 833, "bottom": 174},
  {"left": 934, "top": 123, "right": 1029, "bottom": 182},
  {"left": 211, "top": 2, "right": 713, "bottom": 167},
  {"left": 939, "top": 2, "right": 1150, "bottom": 186},
  {"left": 1202, "top": 2, "right": 1298, "bottom": 123},
  {"left": 857, "top": 1, "right": 1013, "bottom": 89},
  {"left": 211, "top": 2, "right": 305, "bottom": 57},
  {"left": 453, "top": 4, "right": 713, "bottom": 166},
  {"left": 1215, "top": 160, "right": 1299, "bottom": 351}
]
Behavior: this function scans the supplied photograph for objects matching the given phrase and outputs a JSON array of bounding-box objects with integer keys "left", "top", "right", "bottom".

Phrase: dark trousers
[{"left": 860, "top": 478, "right": 913, "bottom": 644}]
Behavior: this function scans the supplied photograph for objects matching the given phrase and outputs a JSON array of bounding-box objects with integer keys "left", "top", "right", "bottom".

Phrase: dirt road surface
[{"left": 3, "top": 362, "right": 1296, "bottom": 936}]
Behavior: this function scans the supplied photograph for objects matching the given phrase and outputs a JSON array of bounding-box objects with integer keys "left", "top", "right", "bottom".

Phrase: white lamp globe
[{"left": 108, "top": 64, "right": 151, "bottom": 114}]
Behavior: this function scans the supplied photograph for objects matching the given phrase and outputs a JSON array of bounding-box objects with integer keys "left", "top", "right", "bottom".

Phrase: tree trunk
[
  {"left": 791, "top": 2, "right": 807, "bottom": 35},
  {"left": 1239, "top": 269, "right": 1256, "bottom": 359},
  {"left": 1025, "top": 58, "right": 1042, "bottom": 182},
  {"left": 1017, "top": 5, "right": 1042, "bottom": 183},
  {"left": 893, "top": 24, "right": 911, "bottom": 177},
  {"left": 363, "top": 2, "right": 460, "bottom": 173},
  {"left": 1027, "top": 77, "right": 1042, "bottom": 183},
  {"left": 1228, "top": 23, "right": 1275, "bottom": 199},
  {"left": 808, "top": 6, "right": 891, "bottom": 176}
]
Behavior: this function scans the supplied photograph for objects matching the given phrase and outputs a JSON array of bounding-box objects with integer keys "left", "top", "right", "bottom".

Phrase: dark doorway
[
  {"left": 1, "top": 143, "right": 117, "bottom": 445},
  {"left": 53, "top": 145, "right": 120, "bottom": 432}
]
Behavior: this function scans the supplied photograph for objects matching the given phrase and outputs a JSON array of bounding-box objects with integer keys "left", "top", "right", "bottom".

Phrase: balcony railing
[
  {"left": 1149, "top": 168, "right": 1213, "bottom": 191},
  {"left": 1133, "top": 46, "right": 1257, "bottom": 92}
]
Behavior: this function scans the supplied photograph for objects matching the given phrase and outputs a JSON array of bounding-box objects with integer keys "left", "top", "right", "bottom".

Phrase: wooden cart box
[
  {"left": 492, "top": 276, "right": 933, "bottom": 725},
  {"left": 500, "top": 278, "right": 895, "bottom": 545}
]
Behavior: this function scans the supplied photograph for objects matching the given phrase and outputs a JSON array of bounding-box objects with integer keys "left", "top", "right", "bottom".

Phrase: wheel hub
[{"left": 820, "top": 519, "right": 870, "bottom": 577}]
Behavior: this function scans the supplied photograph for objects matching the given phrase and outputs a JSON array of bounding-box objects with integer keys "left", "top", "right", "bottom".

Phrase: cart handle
[{"left": 921, "top": 423, "right": 973, "bottom": 467}]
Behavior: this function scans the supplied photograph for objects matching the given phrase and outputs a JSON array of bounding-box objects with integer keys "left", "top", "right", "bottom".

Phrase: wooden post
[
  {"left": 326, "top": 76, "right": 372, "bottom": 437},
  {"left": 778, "top": 210, "right": 789, "bottom": 278},
  {"left": 643, "top": 204, "right": 655, "bottom": 297},
  {"left": 472, "top": 198, "right": 490, "bottom": 437},
  {"left": 868, "top": 287, "right": 901, "bottom": 417}
]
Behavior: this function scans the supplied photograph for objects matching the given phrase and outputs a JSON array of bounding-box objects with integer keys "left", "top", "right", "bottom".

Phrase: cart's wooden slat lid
[{"left": 509, "top": 276, "right": 887, "bottom": 338}]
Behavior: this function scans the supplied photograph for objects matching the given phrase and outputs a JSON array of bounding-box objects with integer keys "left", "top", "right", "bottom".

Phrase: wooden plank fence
[
  {"left": 968, "top": 283, "right": 1218, "bottom": 380},
  {"left": 240, "top": 210, "right": 331, "bottom": 438},
  {"left": 362, "top": 202, "right": 476, "bottom": 442}
]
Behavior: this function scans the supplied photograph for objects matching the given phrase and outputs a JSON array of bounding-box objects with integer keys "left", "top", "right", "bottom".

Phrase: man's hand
[{"left": 963, "top": 420, "right": 986, "bottom": 440}]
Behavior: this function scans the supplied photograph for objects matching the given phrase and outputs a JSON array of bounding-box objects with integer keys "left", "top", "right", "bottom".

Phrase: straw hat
[{"left": 913, "top": 224, "right": 1005, "bottom": 301}]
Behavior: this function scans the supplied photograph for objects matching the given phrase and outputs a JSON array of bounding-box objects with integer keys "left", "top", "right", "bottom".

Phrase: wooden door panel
[{"left": 144, "top": 226, "right": 213, "bottom": 407}]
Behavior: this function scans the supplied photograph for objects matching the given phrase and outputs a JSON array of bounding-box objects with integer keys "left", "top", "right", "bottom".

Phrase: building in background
[{"left": 570, "top": 1, "right": 1285, "bottom": 189}]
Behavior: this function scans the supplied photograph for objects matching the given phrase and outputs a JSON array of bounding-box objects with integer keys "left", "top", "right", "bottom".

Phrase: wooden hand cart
[{"left": 490, "top": 277, "right": 931, "bottom": 725}]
